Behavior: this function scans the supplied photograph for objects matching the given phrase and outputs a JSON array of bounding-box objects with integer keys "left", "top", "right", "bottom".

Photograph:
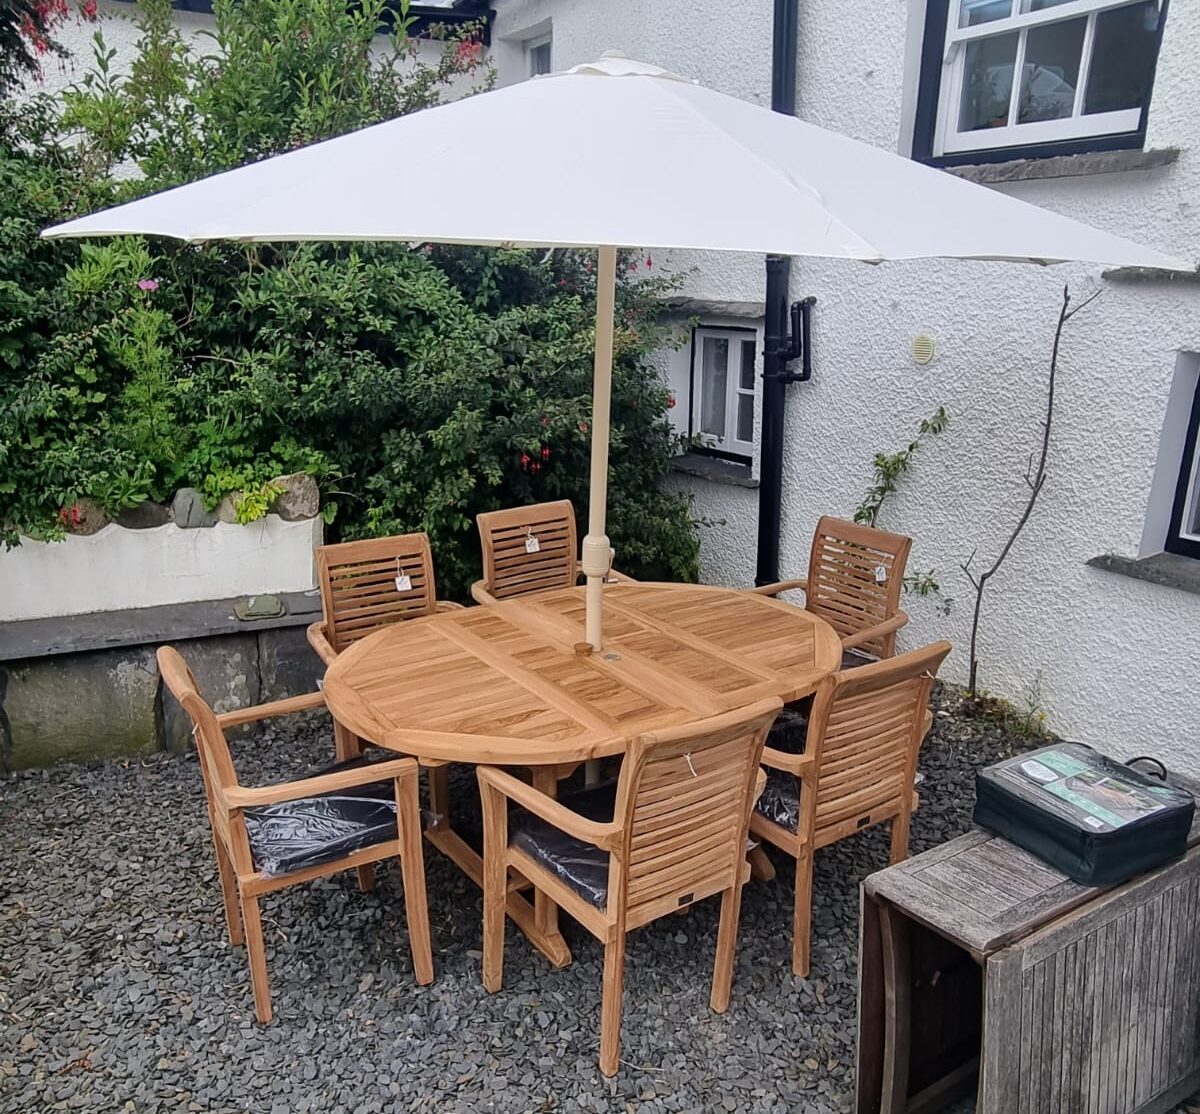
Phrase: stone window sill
[
  {"left": 1086, "top": 552, "right": 1200, "bottom": 598},
  {"left": 945, "top": 147, "right": 1179, "bottom": 185},
  {"left": 672, "top": 453, "right": 758, "bottom": 490}
]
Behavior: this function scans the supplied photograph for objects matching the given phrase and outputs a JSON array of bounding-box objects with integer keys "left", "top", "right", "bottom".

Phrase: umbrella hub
[{"left": 563, "top": 54, "right": 693, "bottom": 83}]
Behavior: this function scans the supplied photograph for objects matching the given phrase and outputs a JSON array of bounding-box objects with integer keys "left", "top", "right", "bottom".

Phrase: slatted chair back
[
  {"left": 806, "top": 641, "right": 950, "bottom": 842},
  {"left": 477, "top": 500, "right": 578, "bottom": 601},
  {"left": 805, "top": 517, "right": 912, "bottom": 658},
  {"left": 316, "top": 534, "right": 439, "bottom": 654},
  {"left": 158, "top": 646, "right": 239, "bottom": 800},
  {"left": 612, "top": 699, "right": 780, "bottom": 929}
]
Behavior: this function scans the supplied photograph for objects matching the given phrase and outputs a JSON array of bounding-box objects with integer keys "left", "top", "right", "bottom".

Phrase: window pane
[
  {"left": 1018, "top": 17, "right": 1085, "bottom": 124},
  {"left": 528, "top": 41, "right": 552, "bottom": 76},
  {"left": 700, "top": 337, "right": 728, "bottom": 439},
  {"left": 739, "top": 339, "right": 756, "bottom": 390},
  {"left": 959, "top": 33, "right": 1019, "bottom": 132},
  {"left": 1024, "top": 0, "right": 1076, "bottom": 11},
  {"left": 1084, "top": 2, "right": 1159, "bottom": 116},
  {"left": 960, "top": 0, "right": 1012, "bottom": 28},
  {"left": 736, "top": 395, "right": 753, "bottom": 444}
]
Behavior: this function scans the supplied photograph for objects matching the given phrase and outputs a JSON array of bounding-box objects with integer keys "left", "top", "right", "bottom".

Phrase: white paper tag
[
  {"left": 874, "top": 564, "right": 888, "bottom": 584},
  {"left": 525, "top": 535, "right": 541, "bottom": 554},
  {"left": 395, "top": 574, "right": 412, "bottom": 592}
]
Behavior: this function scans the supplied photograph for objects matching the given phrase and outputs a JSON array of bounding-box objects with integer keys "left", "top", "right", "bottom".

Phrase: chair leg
[
  {"left": 479, "top": 778, "right": 507, "bottom": 994},
  {"left": 792, "top": 847, "right": 814, "bottom": 979},
  {"left": 333, "top": 719, "right": 362, "bottom": 762},
  {"left": 890, "top": 809, "right": 911, "bottom": 865},
  {"left": 710, "top": 885, "right": 743, "bottom": 1013},
  {"left": 428, "top": 763, "right": 451, "bottom": 829},
  {"left": 213, "top": 834, "right": 243, "bottom": 947},
  {"left": 599, "top": 934, "right": 627, "bottom": 1077},
  {"left": 397, "top": 774, "right": 434, "bottom": 987},
  {"left": 239, "top": 891, "right": 272, "bottom": 1023}
]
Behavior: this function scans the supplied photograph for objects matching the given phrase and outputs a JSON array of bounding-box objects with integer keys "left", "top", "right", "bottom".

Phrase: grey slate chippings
[{"left": 1, "top": 685, "right": 1196, "bottom": 1114}]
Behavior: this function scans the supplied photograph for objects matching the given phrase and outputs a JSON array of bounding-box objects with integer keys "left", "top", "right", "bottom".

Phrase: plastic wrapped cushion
[
  {"left": 767, "top": 704, "right": 810, "bottom": 756},
  {"left": 755, "top": 768, "right": 801, "bottom": 832},
  {"left": 511, "top": 783, "right": 616, "bottom": 909},
  {"left": 243, "top": 758, "right": 399, "bottom": 877}
]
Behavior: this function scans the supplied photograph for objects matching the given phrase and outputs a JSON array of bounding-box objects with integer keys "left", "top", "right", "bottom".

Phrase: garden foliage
[{"left": 0, "top": 0, "right": 701, "bottom": 593}]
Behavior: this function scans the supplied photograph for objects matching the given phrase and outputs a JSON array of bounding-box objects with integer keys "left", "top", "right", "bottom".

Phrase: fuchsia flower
[
  {"left": 667, "top": 394, "right": 677, "bottom": 409},
  {"left": 645, "top": 255, "right": 653, "bottom": 269},
  {"left": 137, "top": 278, "right": 159, "bottom": 292}
]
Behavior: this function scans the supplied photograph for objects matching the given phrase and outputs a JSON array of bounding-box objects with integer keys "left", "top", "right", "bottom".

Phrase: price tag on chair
[
  {"left": 874, "top": 565, "right": 888, "bottom": 584},
  {"left": 525, "top": 530, "right": 541, "bottom": 555},
  {"left": 394, "top": 557, "right": 412, "bottom": 593}
]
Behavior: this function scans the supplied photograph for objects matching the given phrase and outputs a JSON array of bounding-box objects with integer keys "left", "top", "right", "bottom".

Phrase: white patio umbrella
[{"left": 44, "top": 54, "right": 1191, "bottom": 651}]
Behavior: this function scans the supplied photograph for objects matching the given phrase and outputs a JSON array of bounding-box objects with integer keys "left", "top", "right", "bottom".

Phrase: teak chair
[
  {"left": 752, "top": 516, "right": 913, "bottom": 665},
  {"left": 157, "top": 646, "right": 434, "bottom": 1023},
  {"left": 307, "top": 532, "right": 463, "bottom": 666},
  {"left": 750, "top": 641, "right": 951, "bottom": 978},
  {"left": 471, "top": 499, "right": 633, "bottom": 604},
  {"left": 307, "top": 533, "right": 465, "bottom": 825},
  {"left": 477, "top": 698, "right": 782, "bottom": 1076}
]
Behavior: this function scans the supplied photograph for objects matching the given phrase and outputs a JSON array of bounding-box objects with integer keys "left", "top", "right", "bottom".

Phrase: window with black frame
[
  {"left": 913, "top": 0, "right": 1168, "bottom": 164},
  {"left": 1166, "top": 375, "right": 1200, "bottom": 559}
]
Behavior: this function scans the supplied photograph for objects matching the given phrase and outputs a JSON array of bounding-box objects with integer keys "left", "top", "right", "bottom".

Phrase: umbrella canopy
[{"left": 44, "top": 54, "right": 1192, "bottom": 648}]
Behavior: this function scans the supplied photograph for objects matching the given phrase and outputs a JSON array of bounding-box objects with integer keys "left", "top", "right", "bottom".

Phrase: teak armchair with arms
[
  {"left": 157, "top": 646, "right": 434, "bottom": 1024},
  {"left": 750, "top": 640, "right": 951, "bottom": 978},
  {"left": 751, "top": 516, "right": 913, "bottom": 665},
  {"left": 306, "top": 532, "right": 464, "bottom": 840},
  {"left": 471, "top": 499, "right": 634, "bottom": 605},
  {"left": 477, "top": 698, "right": 781, "bottom": 1076}
]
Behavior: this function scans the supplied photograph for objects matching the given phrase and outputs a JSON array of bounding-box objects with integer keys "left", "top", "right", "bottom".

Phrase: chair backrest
[
  {"left": 476, "top": 500, "right": 578, "bottom": 600},
  {"left": 805, "top": 516, "right": 913, "bottom": 658},
  {"left": 611, "top": 698, "right": 781, "bottom": 926},
  {"left": 806, "top": 641, "right": 951, "bottom": 838},
  {"left": 316, "top": 533, "right": 439, "bottom": 654},
  {"left": 157, "top": 645, "right": 238, "bottom": 800}
]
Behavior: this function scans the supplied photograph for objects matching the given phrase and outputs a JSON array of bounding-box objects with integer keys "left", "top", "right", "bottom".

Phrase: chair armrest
[
  {"left": 436, "top": 600, "right": 466, "bottom": 612},
  {"left": 839, "top": 610, "right": 909, "bottom": 653},
  {"left": 760, "top": 745, "right": 817, "bottom": 778},
  {"left": 477, "top": 765, "right": 621, "bottom": 851},
  {"left": 222, "top": 756, "right": 419, "bottom": 809},
  {"left": 749, "top": 578, "right": 808, "bottom": 598},
  {"left": 306, "top": 621, "right": 338, "bottom": 666},
  {"left": 605, "top": 569, "right": 637, "bottom": 583},
  {"left": 471, "top": 580, "right": 499, "bottom": 605},
  {"left": 217, "top": 690, "right": 327, "bottom": 730}
]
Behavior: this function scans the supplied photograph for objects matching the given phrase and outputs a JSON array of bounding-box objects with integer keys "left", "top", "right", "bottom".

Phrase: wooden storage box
[{"left": 857, "top": 773, "right": 1200, "bottom": 1114}]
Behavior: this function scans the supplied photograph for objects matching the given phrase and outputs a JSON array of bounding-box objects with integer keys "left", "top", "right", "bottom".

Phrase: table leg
[
  {"left": 421, "top": 761, "right": 572, "bottom": 970},
  {"left": 748, "top": 844, "right": 776, "bottom": 883},
  {"left": 878, "top": 900, "right": 912, "bottom": 1114}
]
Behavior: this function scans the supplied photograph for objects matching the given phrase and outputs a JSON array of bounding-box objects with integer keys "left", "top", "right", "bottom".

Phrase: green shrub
[{"left": 0, "top": 0, "right": 701, "bottom": 593}]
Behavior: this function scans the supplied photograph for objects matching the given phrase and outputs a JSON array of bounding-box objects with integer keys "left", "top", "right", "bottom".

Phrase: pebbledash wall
[{"left": 491, "top": 0, "right": 1200, "bottom": 775}]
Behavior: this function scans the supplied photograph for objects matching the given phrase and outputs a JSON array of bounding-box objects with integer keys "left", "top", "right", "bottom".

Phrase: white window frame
[
  {"left": 932, "top": 0, "right": 1158, "bottom": 157},
  {"left": 690, "top": 326, "right": 757, "bottom": 461},
  {"left": 526, "top": 34, "right": 552, "bottom": 78}
]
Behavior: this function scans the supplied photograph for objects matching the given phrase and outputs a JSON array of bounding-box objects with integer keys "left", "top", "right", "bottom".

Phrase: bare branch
[{"left": 964, "top": 284, "right": 1092, "bottom": 694}]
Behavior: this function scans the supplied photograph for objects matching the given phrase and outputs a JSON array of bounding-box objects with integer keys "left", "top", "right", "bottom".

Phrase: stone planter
[{"left": 0, "top": 515, "right": 322, "bottom": 623}]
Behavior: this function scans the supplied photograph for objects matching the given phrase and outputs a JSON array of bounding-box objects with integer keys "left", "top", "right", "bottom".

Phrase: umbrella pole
[{"left": 582, "top": 244, "right": 618, "bottom": 652}]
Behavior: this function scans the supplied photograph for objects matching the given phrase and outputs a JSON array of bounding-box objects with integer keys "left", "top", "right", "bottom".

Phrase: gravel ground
[{"left": 0, "top": 686, "right": 1185, "bottom": 1114}]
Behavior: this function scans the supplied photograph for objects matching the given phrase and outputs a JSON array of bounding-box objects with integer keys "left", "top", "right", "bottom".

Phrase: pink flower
[
  {"left": 645, "top": 255, "right": 653, "bottom": 269},
  {"left": 455, "top": 40, "right": 482, "bottom": 66},
  {"left": 667, "top": 394, "right": 676, "bottom": 409},
  {"left": 137, "top": 279, "right": 159, "bottom": 292},
  {"left": 81, "top": 0, "right": 97, "bottom": 19}
]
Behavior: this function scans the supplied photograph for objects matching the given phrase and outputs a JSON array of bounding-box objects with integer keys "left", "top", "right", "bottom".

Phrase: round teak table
[{"left": 322, "top": 581, "right": 840, "bottom": 965}]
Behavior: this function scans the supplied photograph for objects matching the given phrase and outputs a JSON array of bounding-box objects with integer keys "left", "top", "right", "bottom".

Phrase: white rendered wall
[
  {"left": 493, "top": 0, "right": 1200, "bottom": 774},
  {"left": 0, "top": 517, "right": 322, "bottom": 622}
]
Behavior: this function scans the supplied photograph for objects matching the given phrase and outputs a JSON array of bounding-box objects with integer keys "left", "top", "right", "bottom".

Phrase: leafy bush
[{"left": 0, "top": 0, "right": 701, "bottom": 594}]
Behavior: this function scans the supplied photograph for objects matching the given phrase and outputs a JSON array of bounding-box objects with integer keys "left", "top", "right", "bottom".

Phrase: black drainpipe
[{"left": 756, "top": 0, "right": 804, "bottom": 586}]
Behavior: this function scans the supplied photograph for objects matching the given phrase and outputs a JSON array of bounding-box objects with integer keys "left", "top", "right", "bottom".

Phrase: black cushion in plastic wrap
[
  {"left": 243, "top": 757, "right": 399, "bottom": 877},
  {"left": 511, "top": 783, "right": 616, "bottom": 909},
  {"left": 756, "top": 768, "right": 801, "bottom": 831},
  {"left": 842, "top": 648, "right": 878, "bottom": 670},
  {"left": 767, "top": 704, "right": 810, "bottom": 755}
]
